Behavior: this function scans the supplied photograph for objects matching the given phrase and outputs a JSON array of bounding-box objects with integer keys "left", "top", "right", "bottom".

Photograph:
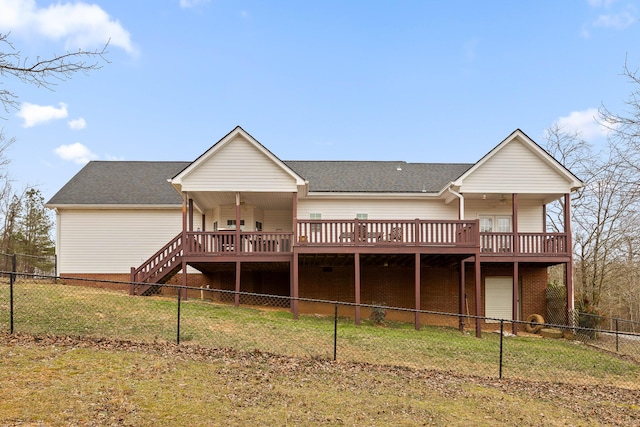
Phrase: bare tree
[
  {"left": 599, "top": 59, "right": 640, "bottom": 172},
  {"left": 0, "top": 31, "right": 109, "bottom": 116},
  {"left": 0, "top": 31, "right": 109, "bottom": 259},
  {"left": 543, "top": 124, "right": 640, "bottom": 319}
]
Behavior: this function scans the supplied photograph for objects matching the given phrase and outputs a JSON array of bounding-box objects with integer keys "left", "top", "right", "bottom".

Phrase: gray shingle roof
[
  {"left": 47, "top": 159, "right": 473, "bottom": 206},
  {"left": 46, "top": 161, "right": 190, "bottom": 206},
  {"left": 284, "top": 161, "right": 472, "bottom": 193}
]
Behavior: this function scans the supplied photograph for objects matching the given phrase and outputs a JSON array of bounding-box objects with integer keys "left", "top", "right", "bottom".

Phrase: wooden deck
[{"left": 130, "top": 219, "right": 570, "bottom": 286}]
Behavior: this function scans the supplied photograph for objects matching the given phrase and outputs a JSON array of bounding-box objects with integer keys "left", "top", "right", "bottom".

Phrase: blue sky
[{"left": 1, "top": 0, "right": 639, "bottom": 201}]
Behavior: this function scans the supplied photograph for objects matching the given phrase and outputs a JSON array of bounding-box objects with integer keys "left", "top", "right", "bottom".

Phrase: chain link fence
[
  {"left": 0, "top": 253, "right": 56, "bottom": 279},
  {"left": 1, "top": 272, "right": 639, "bottom": 390}
]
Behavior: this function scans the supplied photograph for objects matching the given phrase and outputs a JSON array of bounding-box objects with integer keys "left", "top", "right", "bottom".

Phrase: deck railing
[
  {"left": 131, "top": 233, "right": 184, "bottom": 284},
  {"left": 133, "top": 225, "right": 568, "bottom": 271},
  {"left": 185, "top": 231, "right": 293, "bottom": 255},
  {"left": 131, "top": 223, "right": 570, "bottom": 286},
  {"left": 480, "top": 232, "right": 569, "bottom": 255},
  {"left": 296, "top": 219, "right": 479, "bottom": 247}
]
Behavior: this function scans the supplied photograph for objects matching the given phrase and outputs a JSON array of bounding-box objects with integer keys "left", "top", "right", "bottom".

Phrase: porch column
[
  {"left": 475, "top": 255, "right": 482, "bottom": 338},
  {"left": 181, "top": 193, "right": 187, "bottom": 238},
  {"left": 188, "top": 198, "right": 194, "bottom": 232},
  {"left": 459, "top": 259, "right": 467, "bottom": 332},
  {"left": 512, "top": 262, "right": 519, "bottom": 335},
  {"left": 234, "top": 260, "right": 241, "bottom": 307},
  {"left": 564, "top": 193, "right": 575, "bottom": 316},
  {"left": 355, "top": 253, "right": 361, "bottom": 325},
  {"left": 291, "top": 252, "right": 299, "bottom": 319},
  {"left": 512, "top": 193, "right": 519, "bottom": 254},
  {"left": 181, "top": 191, "right": 188, "bottom": 264},
  {"left": 292, "top": 192, "right": 298, "bottom": 243},
  {"left": 414, "top": 253, "right": 421, "bottom": 330},
  {"left": 235, "top": 192, "right": 241, "bottom": 254}
]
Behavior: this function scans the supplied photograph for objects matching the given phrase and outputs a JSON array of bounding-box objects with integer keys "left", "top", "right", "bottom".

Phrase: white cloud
[
  {"left": 592, "top": 11, "right": 636, "bottom": 29},
  {"left": 54, "top": 142, "right": 98, "bottom": 164},
  {"left": 68, "top": 117, "right": 87, "bottom": 130},
  {"left": 0, "top": 0, "right": 136, "bottom": 55},
  {"left": 16, "top": 102, "right": 68, "bottom": 128},
  {"left": 180, "top": 0, "right": 210, "bottom": 9},
  {"left": 555, "top": 108, "right": 612, "bottom": 141},
  {"left": 582, "top": 0, "right": 636, "bottom": 37}
]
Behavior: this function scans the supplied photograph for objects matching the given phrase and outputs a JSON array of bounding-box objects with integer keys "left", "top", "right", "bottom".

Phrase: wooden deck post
[
  {"left": 459, "top": 259, "right": 467, "bottom": 332},
  {"left": 234, "top": 260, "right": 241, "bottom": 307},
  {"left": 414, "top": 253, "right": 421, "bottom": 330},
  {"left": 564, "top": 193, "right": 575, "bottom": 319},
  {"left": 512, "top": 261, "right": 519, "bottom": 335},
  {"left": 130, "top": 267, "right": 136, "bottom": 295},
  {"left": 355, "top": 253, "right": 361, "bottom": 325},
  {"left": 475, "top": 255, "right": 482, "bottom": 338},
  {"left": 291, "top": 252, "right": 299, "bottom": 319}
]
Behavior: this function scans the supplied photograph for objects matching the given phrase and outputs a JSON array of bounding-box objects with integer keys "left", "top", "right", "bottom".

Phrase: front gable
[
  {"left": 454, "top": 130, "right": 582, "bottom": 195},
  {"left": 172, "top": 126, "right": 305, "bottom": 192}
]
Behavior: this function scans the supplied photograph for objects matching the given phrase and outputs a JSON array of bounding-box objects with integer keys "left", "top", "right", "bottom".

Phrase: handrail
[
  {"left": 480, "top": 232, "right": 569, "bottom": 255},
  {"left": 131, "top": 233, "right": 183, "bottom": 283},
  {"left": 185, "top": 231, "right": 293, "bottom": 254},
  {"left": 296, "top": 219, "right": 479, "bottom": 246}
]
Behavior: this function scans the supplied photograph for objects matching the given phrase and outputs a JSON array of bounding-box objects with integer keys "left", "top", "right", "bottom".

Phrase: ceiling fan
[{"left": 485, "top": 194, "right": 511, "bottom": 208}]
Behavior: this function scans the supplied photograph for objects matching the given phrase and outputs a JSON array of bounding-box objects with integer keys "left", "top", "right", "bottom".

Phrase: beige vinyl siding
[
  {"left": 180, "top": 136, "right": 298, "bottom": 192},
  {"left": 57, "top": 209, "right": 183, "bottom": 274},
  {"left": 460, "top": 139, "right": 572, "bottom": 194},
  {"left": 297, "top": 198, "right": 458, "bottom": 220},
  {"left": 264, "top": 210, "right": 293, "bottom": 231},
  {"left": 465, "top": 199, "right": 543, "bottom": 232}
]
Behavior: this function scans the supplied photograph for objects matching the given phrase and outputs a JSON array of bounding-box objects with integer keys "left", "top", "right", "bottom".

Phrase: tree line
[
  {"left": 0, "top": 32, "right": 107, "bottom": 274},
  {"left": 544, "top": 61, "right": 640, "bottom": 325}
]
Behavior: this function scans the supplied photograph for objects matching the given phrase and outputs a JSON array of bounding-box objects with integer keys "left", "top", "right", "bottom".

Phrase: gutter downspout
[{"left": 447, "top": 185, "right": 464, "bottom": 220}]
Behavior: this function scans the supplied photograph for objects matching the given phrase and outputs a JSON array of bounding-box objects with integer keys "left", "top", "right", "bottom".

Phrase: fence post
[
  {"left": 9, "top": 254, "right": 16, "bottom": 334},
  {"left": 499, "top": 320, "right": 504, "bottom": 379},
  {"left": 615, "top": 318, "right": 619, "bottom": 353},
  {"left": 177, "top": 287, "right": 182, "bottom": 345},
  {"left": 333, "top": 303, "right": 338, "bottom": 361}
]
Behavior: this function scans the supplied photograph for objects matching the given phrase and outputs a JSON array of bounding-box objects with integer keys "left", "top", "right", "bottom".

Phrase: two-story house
[{"left": 46, "top": 126, "right": 583, "bottom": 336}]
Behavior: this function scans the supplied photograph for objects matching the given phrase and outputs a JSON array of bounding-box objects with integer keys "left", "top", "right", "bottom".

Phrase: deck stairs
[{"left": 130, "top": 233, "right": 184, "bottom": 295}]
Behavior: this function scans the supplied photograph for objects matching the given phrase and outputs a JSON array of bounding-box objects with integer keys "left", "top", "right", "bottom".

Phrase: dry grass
[
  {"left": 2, "top": 282, "right": 640, "bottom": 388},
  {"left": 0, "top": 333, "right": 639, "bottom": 426}
]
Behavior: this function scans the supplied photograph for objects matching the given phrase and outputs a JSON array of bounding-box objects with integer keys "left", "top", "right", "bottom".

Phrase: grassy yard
[
  {"left": 0, "top": 333, "right": 639, "bottom": 426},
  {"left": 1, "top": 282, "right": 639, "bottom": 389}
]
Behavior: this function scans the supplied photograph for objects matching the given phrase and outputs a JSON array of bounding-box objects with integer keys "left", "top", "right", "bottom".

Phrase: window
[
  {"left": 479, "top": 216, "right": 511, "bottom": 232},
  {"left": 226, "top": 219, "right": 245, "bottom": 230},
  {"left": 310, "top": 213, "right": 322, "bottom": 233},
  {"left": 480, "top": 215, "right": 512, "bottom": 252},
  {"left": 356, "top": 213, "right": 368, "bottom": 220}
]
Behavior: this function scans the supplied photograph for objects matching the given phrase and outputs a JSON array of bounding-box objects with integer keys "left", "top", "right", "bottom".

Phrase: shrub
[{"left": 369, "top": 302, "right": 387, "bottom": 325}]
